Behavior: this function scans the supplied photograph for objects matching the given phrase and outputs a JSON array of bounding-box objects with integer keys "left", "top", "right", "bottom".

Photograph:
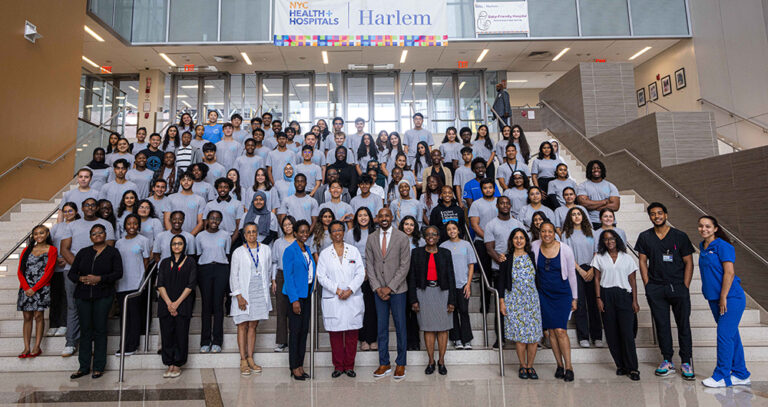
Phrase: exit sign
[
  {"left": 184, "top": 64, "right": 196, "bottom": 72},
  {"left": 100, "top": 66, "right": 112, "bottom": 73},
  {"left": 458, "top": 61, "right": 468, "bottom": 69}
]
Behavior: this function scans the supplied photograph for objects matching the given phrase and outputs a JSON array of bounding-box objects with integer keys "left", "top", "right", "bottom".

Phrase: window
[{"left": 168, "top": 0, "right": 218, "bottom": 42}]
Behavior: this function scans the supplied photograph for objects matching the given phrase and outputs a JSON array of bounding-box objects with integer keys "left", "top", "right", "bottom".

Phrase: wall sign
[
  {"left": 274, "top": 0, "right": 448, "bottom": 46},
  {"left": 474, "top": 1, "right": 529, "bottom": 35}
]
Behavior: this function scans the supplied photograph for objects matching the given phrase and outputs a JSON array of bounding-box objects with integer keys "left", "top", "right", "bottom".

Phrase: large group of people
[{"left": 14, "top": 111, "right": 750, "bottom": 388}]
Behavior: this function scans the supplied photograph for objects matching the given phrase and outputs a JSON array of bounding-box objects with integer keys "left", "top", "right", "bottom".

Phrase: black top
[
  {"left": 157, "top": 256, "right": 198, "bottom": 318},
  {"left": 428, "top": 202, "right": 465, "bottom": 243},
  {"left": 67, "top": 245, "right": 123, "bottom": 300},
  {"left": 407, "top": 247, "right": 456, "bottom": 306},
  {"left": 634, "top": 227, "right": 694, "bottom": 284}
]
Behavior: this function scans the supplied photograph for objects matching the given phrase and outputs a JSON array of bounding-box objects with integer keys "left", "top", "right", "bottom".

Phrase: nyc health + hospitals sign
[{"left": 274, "top": 0, "right": 448, "bottom": 46}]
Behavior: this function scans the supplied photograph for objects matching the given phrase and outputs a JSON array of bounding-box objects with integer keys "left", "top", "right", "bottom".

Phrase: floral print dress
[
  {"left": 503, "top": 255, "right": 542, "bottom": 343},
  {"left": 17, "top": 254, "right": 51, "bottom": 311}
]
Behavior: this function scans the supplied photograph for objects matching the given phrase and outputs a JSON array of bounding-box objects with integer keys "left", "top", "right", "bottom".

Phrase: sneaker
[
  {"left": 273, "top": 344, "right": 288, "bottom": 352},
  {"left": 55, "top": 327, "right": 67, "bottom": 337},
  {"left": 463, "top": 342, "right": 472, "bottom": 350},
  {"left": 655, "top": 360, "right": 675, "bottom": 377},
  {"left": 200, "top": 345, "right": 211, "bottom": 353},
  {"left": 454, "top": 341, "right": 464, "bottom": 350},
  {"left": 211, "top": 345, "right": 222, "bottom": 353},
  {"left": 394, "top": 365, "right": 406, "bottom": 380},
  {"left": 730, "top": 375, "right": 751, "bottom": 386},
  {"left": 578, "top": 340, "right": 590, "bottom": 348},
  {"left": 47, "top": 328, "right": 57, "bottom": 337},
  {"left": 61, "top": 346, "right": 76, "bottom": 357},
  {"left": 681, "top": 363, "right": 695, "bottom": 380},
  {"left": 373, "top": 364, "right": 392, "bottom": 377},
  {"left": 593, "top": 340, "right": 604, "bottom": 348},
  {"left": 702, "top": 377, "right": 726, "bottom": 388},
  {"left": 115, "top": 349, "right": 135, "bottom": 357}
]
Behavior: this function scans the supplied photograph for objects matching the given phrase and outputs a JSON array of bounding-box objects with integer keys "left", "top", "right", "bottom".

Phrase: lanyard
[{"left": 245, "top": 241, "right": 260, "bottom": 270}]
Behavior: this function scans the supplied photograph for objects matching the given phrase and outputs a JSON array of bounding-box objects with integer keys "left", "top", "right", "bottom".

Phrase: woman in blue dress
[
  {"left": 697, "top": 215, "right": 751, "bottom": 388},
  {"left": 532, "top": 222, "right": 577, "bottom": 382}
]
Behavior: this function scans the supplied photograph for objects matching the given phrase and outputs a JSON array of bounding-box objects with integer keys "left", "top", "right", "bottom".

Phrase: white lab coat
[
  {"left": 316, "top": 243, "right": 366, "bottom": 332},
  {"left": 229, "top": 244, "right": 273, "bottom": 318}
]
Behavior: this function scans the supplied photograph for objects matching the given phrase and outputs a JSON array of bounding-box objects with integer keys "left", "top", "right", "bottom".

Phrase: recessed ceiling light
[
  {"left": 262, "top": 84, "right": 269, "bottom": 92},
  {"left": 82, "top": 56, "right": 99, "bottom": 68},
  {"left": 181, "top": 85, "right": 198, "bottom": 89},
  {"left": 552, "top": 48, "right": 570, "bottom": 61},
  {"left": 374, "top": 92, "right": 395, "bottom": 96},
  {"left": 322, "top": 51, "right": 329, "bottom": 64},
  {"left": 476, "top": 49, "right": 489, "bottom": 63},
  {"left": 240, "top": 52, "right": 252, "bottom": 65},
  {"left": 414, "top": 82, "right": 427, "bottom": 86},
  {"left": 459, "top": 81, "right": 466, "bottom": 90},
  {"left": 508, "top": 80, "right": 528, "bottom": 83},
  {"left": 264, "top": 93, "right": 284, "bottom": 97},
  {"left": 84, "top": 25, "right": 104, "bottom": 42},
  {"left": 158, "top": 53, "right": 177, "bottom": 67},
  {"left": 400, "top": 50, "right": 408, "bottom": 64},
  {"left": 329, "top": 83, "right": 334, "bottom": 92},
  {"left": 128, "top": 86, "right": 138, "bottom": 92},
  {"left": 629, "top": 46, "right": 652, "bottom": 60}
]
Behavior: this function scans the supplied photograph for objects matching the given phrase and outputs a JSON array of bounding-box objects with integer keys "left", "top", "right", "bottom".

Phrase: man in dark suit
[
  {"left": 492, "top": 82, "right": 511, "bottom": 126},
  {"left": 365, "top": 208, "right": 411, "bottom": 380}
]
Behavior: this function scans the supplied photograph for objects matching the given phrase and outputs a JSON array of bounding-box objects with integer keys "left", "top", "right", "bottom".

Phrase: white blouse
[{"left": 590, "top": 251, "right": 638, "bottom": 293}]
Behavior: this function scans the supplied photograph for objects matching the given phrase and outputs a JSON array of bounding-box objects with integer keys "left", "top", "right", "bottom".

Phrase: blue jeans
[
  {"left": 709, "top": 296, "right": 750, "bottom": 385},
  {"left": 375, "top": 292, "right": 407, "bottom": 366}
]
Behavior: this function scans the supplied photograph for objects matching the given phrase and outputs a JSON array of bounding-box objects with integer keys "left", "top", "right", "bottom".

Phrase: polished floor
[{"left": 0, "top": 361, "right": 765, "bottom": 406}]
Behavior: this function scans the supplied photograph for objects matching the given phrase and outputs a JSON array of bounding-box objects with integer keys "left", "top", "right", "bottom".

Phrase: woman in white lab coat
[
  {"left": 316, "top": 220, "right": 366, "bottom": 378},
  {"left": 229, "top": 222, "right": 274, "bottom": 376}
]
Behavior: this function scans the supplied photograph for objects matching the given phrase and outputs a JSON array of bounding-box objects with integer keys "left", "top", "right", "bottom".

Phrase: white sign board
[{"left": 474, "top": 1, "right": 529, "bottom": 35}]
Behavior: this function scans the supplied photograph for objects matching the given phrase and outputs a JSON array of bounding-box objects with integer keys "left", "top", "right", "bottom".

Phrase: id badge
[{"left": 662, "top": 252, "right": 673, "bottom": 263}]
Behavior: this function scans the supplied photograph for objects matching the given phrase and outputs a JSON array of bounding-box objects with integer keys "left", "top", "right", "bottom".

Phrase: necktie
[{"left": 381, "top": 230, "right": 387, "bottom": 257}]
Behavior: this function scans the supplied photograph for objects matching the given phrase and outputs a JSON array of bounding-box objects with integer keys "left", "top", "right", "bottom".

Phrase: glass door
[
  {"left": 428, "top": 73, "right": 455, "bottom": 134},
  {"left": 287, "top": 75, "right": 313, "bottom": 131},
  {"left": 458, "top": 74, "right": 483, "bottom": 132},
  {"left": 372, "top": 74, "right": 398, "bottom": 134},
  {"left": 343, "top": 74, "right": 369, "bottom": 135},
  {"left": 171, "top": 73, "right": 229, "bottom": 126}
]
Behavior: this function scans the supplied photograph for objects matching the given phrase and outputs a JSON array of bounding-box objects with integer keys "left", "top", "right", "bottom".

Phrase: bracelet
[{"left": 596, "top": 297, "right": 601, "bottom": 299}]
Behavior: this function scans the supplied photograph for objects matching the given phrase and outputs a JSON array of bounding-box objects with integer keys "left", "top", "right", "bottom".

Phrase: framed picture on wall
[
  {"left": 649, "top": 82, "right": 659, "bottom": 101},
  {"left": 637, "top": 88, "right": 646, "bottom": 107},
  {"left": 675, "top": 68, "right": 686, "bottom": 90},
  {"left": 661, "top": 75, "right": 672, "bottom": 96}
]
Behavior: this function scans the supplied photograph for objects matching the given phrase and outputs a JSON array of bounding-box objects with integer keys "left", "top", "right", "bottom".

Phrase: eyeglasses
[
  {"left": 171, "top": 242, "right": 184, "bottom": 246},
  {"left": 90, "top": 231, "right": 106, "bottom": 236},
  {"left": 83, "top": 203, "right": 97, "bottom": 208}
]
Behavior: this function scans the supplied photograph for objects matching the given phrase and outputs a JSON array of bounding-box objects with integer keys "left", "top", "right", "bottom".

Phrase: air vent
[
  {"left": 527, "top": 51, "right": 553, "bottom": 60},
  {"left": 347, "top": 64, "right": 394, "bottom": 70},
  {"left": 213, "top": 55, "right": 236, "bottom": 63}
]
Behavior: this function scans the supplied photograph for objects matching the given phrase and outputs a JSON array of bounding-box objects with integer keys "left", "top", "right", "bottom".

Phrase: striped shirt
[{"left": 176, "top": 146, "right": 194, "bottom": 172}]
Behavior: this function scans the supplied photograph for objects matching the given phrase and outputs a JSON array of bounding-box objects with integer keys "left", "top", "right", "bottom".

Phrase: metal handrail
[
  {"left": 540, "top": 98, "right": 768, "bottom": 270},
  {"left": 309, "top": 264, "right": 318, "bottom": 378},
  {"left": 0, "top": 206, "right": 59, "bottom": 266},
  {"left": 645, "top": 100, "right": 671, "bottom": 113},
  {"left": 119, "top": 261, "right": 159, "bottom": 383},
  {"left": 0, "top": 108, "right": 125, "bottom": 182},
  {"left": 698, "top": 98, "right": 768, "bottom": 133},
  {"left": 462, "top": 223, "right": 505, "bottom": 377}
]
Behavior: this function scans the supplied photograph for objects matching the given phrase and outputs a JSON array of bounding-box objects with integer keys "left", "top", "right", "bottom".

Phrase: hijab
[
  {"left": 243, "top": 191, "right": 271, "bottom": 238},
  {"left": 282, "top": 169, "right": 296, "bottom": 197},
  {"left": 328, "top": 146, "right": 350, "bottom": 171},
  {"left": 169, "top": 234, "right": 187, "bottom": 271},
  {"left": 368, "top": 160, "right": 387, "bottom": 188},
  {"left": 87, "top": 148, "right": 109, "bottom": 170}
]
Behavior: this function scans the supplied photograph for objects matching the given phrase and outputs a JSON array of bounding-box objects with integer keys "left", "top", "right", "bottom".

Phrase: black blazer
[
  {"left": 497, "top": 252, "right": 537, "bottom": 293},
  {"left": 407, "top": 247, "right": 456, "bottom": 306},
  {"left": 67, "top": 245, "right": 123, "bottom": 300}
]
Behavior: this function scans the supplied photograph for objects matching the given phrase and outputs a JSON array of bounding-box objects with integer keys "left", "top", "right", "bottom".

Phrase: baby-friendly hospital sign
[{"left": 274, "top": 0, "right": 448, "bottom": 46}]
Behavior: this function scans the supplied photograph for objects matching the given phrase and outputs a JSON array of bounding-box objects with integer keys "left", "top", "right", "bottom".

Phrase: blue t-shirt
[
  {"left": 698, "top": 238, "right": 743, "bottom": 301},
  {"left": 462, "top": 178, "right": 501, "bottom": 203},
  {"left": 203, "top": 124, "right": 223, "bottom": 144}
]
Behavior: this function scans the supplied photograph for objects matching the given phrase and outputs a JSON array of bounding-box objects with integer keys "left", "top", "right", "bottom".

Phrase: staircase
[{"left": 0, "top": 132, "right": 767, "bottom": 374}]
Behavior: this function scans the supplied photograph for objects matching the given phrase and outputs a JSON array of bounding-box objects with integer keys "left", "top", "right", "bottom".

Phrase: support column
[{"left": 137, "top": 70, "right": 167, "bottom": 133}]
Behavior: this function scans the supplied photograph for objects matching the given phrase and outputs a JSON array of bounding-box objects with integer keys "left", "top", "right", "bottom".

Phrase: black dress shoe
[
  {"left": 91, "top": 371, "right": 104, "bottom": 379},
  {"left": 554, "top": 366, "right": 565, "bottom": 379},
  {"left": 345, "top": 370, "right": 356, "bottom": 378},
  {"left": 616, "top": 368, "right": 627, "bottom": 376},
  {"left": 564, "top": 369, "right": 574, "bottom": 382},
  {"left": 628, "top": 371, "right": 640, "bottom": 381},
  {"left": 332, "top": 370, "right": 343, "bottom": 378},
  {"left": 437, "top": 364, "right": 447, "bottom": 376},
  {"left": 70, "top": 371, "right": 90, "bottom": 379},
  {"left": 302, "top": 372, "right": 311, "bottom": 379},
  {"left": 291, "top": 373, "right": 305, "bottom": 381},
  {"left": 527, "top": 368, "right": 538, "bottom": 380},
  {"left": 519, "top": 367, "right": 529, "bottom": 379},
  {"left": 425, "top": 363, "right": 436, "bottom": 375}
]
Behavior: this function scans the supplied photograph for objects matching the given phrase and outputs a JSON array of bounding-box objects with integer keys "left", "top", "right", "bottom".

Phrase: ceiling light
[
  {"left": 182, "top": 100, "right": 192, "bottom": 108},
  {"left": 322, "top": 51, "right": 329, "bottom": 64},
  {"left": 629, "top": 46, "right": 652, "bottom": 60},
  {"left": 84, "top": 25, "right": 104, "bottom": 42},
  {"left": 329, "top": 83, "right": 335, "bottom": 92},
  {"left": 315, "top": 83, "right": 328, "bottom": 87},
  {"left": 116, "top": 96, "right": 125, "bottom": 99},
  {"left": 552, "top": 47, "right": 570, "bottom": 61},
  {"left": 182, "top": 85, "right": 198, "bottom": 89},
  {"left": 204, "top": 85, "right": 214, "bottom": 89},
  {"left": 92, "top": 87, "right": 100, "bottom": 90},
  {"left": 414, "top": 82, "right": 427, "bottom": 86},
  {"left": 206, "top": 102, "right": 224, "bottom": 106},
  {"left": 294, "top": 83, "right": 310, "bottom": 87},
  {"left": 508, "top": 80, "right": 528, "bottom": 83},
  {"left": 400, "top": 50, "right": 408, "bottom": 64},
  {"left": 374, "top": 92, "right": 395, "bottom": 96},
  {"left": 82, "top": 55, "right": 99, "bottom": 68},
  {"left": 126, "top": 102, "right": 137, "bottom": 108},
  {"left": 177, "top": 95, "right": 188, "bottom": 98},
  {"left": 158, "top": 52, "right": 177, "bottom": 67},
  {"left": 240, "top": 52, "right": 252, "bottom": 65},
  {"left": 129, "top": 86, "right": 138, "bottom": 92},
  {"left": 476, "top": 49, "right": 489, "bottom": 63},
  {"left": 262, "top": 84, "right": 269, "bottom": 92},
  {"left": 459, "top": 81, "right": 466, "bottom": 90},
  {"left": 264, "top": 93, "right": 283, "bottom": 97}
]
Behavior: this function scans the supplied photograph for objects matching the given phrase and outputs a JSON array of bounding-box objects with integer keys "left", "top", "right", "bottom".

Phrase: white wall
[{"left": 634, "top": 40, "right": 701, "bottom": 116}]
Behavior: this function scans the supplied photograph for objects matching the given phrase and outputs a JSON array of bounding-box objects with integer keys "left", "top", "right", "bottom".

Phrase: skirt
[
  {"left": 416, "top": 286, "right": 452, "bottom": 332},
  {"left": 233, "top": 271, "right": 269, "bottom": 324}
]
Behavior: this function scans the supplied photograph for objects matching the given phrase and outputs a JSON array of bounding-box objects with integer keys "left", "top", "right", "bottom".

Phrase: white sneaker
[
  {"left": 702, "top": 377, "right": 727, "bottom": 388},
  {"left": 463, "top": 342, "right": 472, "bottom": 350},
  {"left": 593, "top": 340, "right": 604, "bottom": 348},
  {"left": 211, "top": 345, "right": 222, "bottom": 353},
  {"left": 115, "top": 349, "right": 135, "bottom": 357},
  {"left": 731, "top": 375, "right": 751, "bottom": 386},
  {"left": 61, "top": 346, "right": 76, "bottom": 357},
  {"left": 47, "top": 328, "right": 57, "bottom": 337},
  {"left": 273, "top": 344, "right": 287, "bottom": 352},
  {"left": 454, "top": 340, "right": 464, "bottom": 349},
  {"left": 55, "top": 327, "right": 67, "bottom": 337},
  {"left": 579, "top": 340, "right": 591, "bottom": 348},
  {"left": 200, "top": 345, "right": 211, "bottom": 353}
]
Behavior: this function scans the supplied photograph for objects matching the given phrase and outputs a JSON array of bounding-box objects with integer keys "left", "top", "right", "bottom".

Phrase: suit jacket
[
  {"left": 492, "top": 89, "right": 511, "bottom": 119},
  {"left": 365, "top": 228, "right": 411, "bottom": 295},
  {"left": 421, "top": 165, "right": 453, "bottom": 194},
  {"left": 407, "top": 247, "right": 456, "bottom": 306},
  {"left": 282, "top": 241, "right": 316, "bottom": 303}
]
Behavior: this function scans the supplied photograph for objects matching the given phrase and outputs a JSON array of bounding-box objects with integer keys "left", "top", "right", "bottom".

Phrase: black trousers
[
  {"left": 76, "top": 296, "right": 112, "bottom": 373},
  {"left": 574, "top": 264, "right": 602, "bottom": 342},
  {"left": 275, "top": 270, "right": 290, "bottom": 346},
  {"left": 645, "top": 282, "right": 692, "bottom": 363},
  {"left": 288, "top": 288, "right": 312, "bottom": 370},
  {"left": 537, "top": 177, "right": 558, "bottom": 210},
  {"left": 359, "top": 280, "right": 378, "bottom": 344},
  {"left": 198, "top": 263, "right": 229, "bottom": 347},
  {"left": 488, "top": 268, "right": 505, "bottom": 344},
  {"left": 49, "top": 272, "right": 67, "bottom": 329},
  {"left": 406, "top": 302, "right": 421, "bottom": 348},
  {"left": 601, "top": 287, "right": 638, "bottom": 371},
  {"left": 474, "top": 240, "right": 493, "bottom": 312},
  {"left": 450, "top": 288, "right": 473, "bottom": 344},
  {"left": 116, "top": 291, "right": 146, "bottom": 353},
  {"left": 486, "top": 162, "right": 496, "bottom": 181},
  {"left": 159, "top": 314, "right": 191, "bottom": 367}
]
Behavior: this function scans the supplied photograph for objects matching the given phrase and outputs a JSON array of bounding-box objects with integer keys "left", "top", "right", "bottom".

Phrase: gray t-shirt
[
  {"left": 344, "top": 228, "right": 369, "bottom": 264},
  {"left": 254, "top": 146, "right": 271, "bottom": 161},
  {"left": 146, "top": 196, "right": 167, "bottom": 221},
  {"left": 98, "top": 180, "right": 139, "bottom": 211},
  {"left": 192, "top": 181, "right": 217, "bottom": 202},
  {"left": 440, "top": 239, "right": 476, "bottom": 288},
  {"left": 88, "top": 167, "right": 111, "bottom": 191},
  {"left": 563, "top": 229, "right": 595, "bottom": 266},
  {"left": 404, "top": 128, "right": 434, "bottom": 161},
  {"left": 530, "top": 157, "right": 562, "bottom": 178},
  {"left": 471, "top": 139, "right": 494, "bottom": 162},
  {"left": 553, "top": 204, "right": 589, "bottom": 229},
  {"left": 419, "top": 193, "right": 441, "bottom": 220},
  {"left": 126, "top": 169, "right": 154, "bottom": 200},
  {"left": 453, "top": 166, "right": 474, "bottom": 191},
  {"left": 468, "top": 198, "right": 498, "bottom": 239},
  {"left": 576, "top": 179, "right": 620, "bottom": 223},
  {"left": 266, "top": 149, "right": 297, "bottom": 174},
  {"left": 115, "top": 235, "right": 150, "bottom": 292},
  {"left": 439, "top": 142, "right": 462, "bottom": 167},
  {"left": 271, "top": 237, "right": 294, "bottom": 273},
  {"left": 195, "top": 230, "right": 231, "bottom": 265},
  {"left": 60, "top": 188, "right": 100, "bottom": 216},
  {"left": 278, "top": 194, "right": 319, "bottom": 224},
  {"left": 350, "top": 193, "right": 383, "bottom": 217},
  {"left": 51, "top": 222, "right": 73, "bottom": 273},
  {"left": 484, "top": 217, "right": 526, "bottom": 269},
  {"left": 496, "top": 161, "right": 530, "bottom": 185},
  {"left": 70, "top": 218, "right": 116, "bottom": 254},
  {"left": 234, "top": 155, "right": 265, "bottom": 190},
  {"left": 164, "top": 192, "right": 206, "bottom": 233},
  {"left": 390, "top": 198, "right": 425, "bottom": 226},
  {"left": 295, "top": 163, "right": 323, "bottom": 191},
  {"left": 242, "top": 188, "right": 280, "bottom": 213},
  {"left": 215, "top": 139, "right": 244, "bottom": 170},
  {"left": 139, "top": 217, "right": 164, "bottom": 247},
  {"left": 203, "top": 162, "right": 227, "bottom": 185},
  {"left": 548, "top": 178, "right": 577, "bottom": 207},
  {"left": 502, "top": 187, "right": 528, "bottom": 219},
  {"left": 152, "top": 230, "right": 196, "bottom": 260},
  {"left": 316, "top": 200, "right": 354, "bottom": 221},
  {"left": 517, "top": 204, "right": 556, "bottom": 228},
  {"left": 203, "top": 198, "right": 245, "bottom": 234}
]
